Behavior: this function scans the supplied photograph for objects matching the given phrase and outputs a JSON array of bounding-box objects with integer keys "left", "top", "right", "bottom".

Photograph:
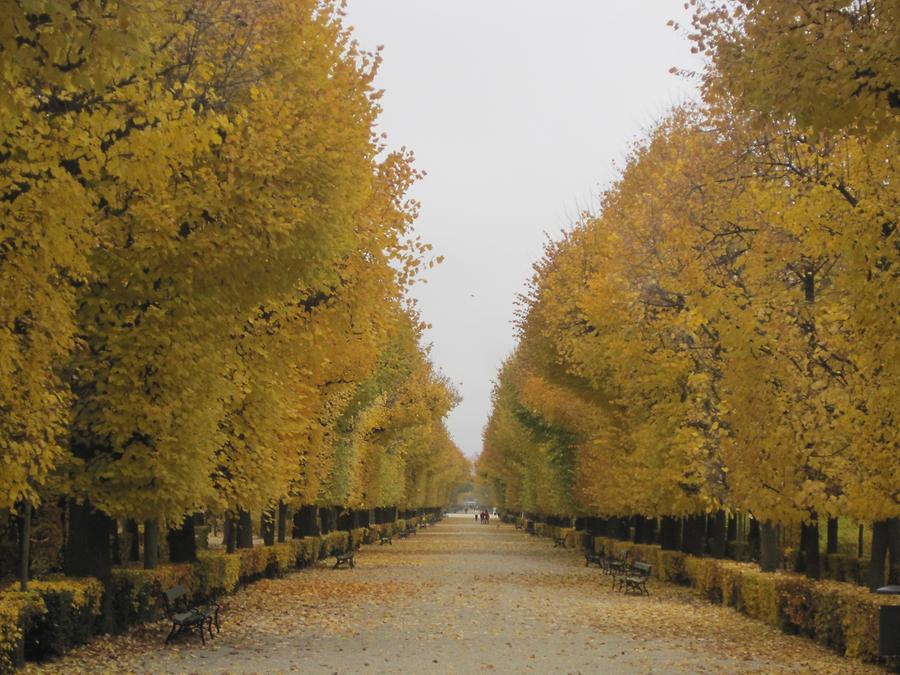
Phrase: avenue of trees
[
  {"left": 1, "top": 0, "right": 469, "bottom": 585},
  {"left": 478, "top": 0, "right": 898, "bottom": 587}
]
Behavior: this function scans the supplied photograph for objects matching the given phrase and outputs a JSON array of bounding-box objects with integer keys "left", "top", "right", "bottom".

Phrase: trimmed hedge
[
  {"left": 0, "top": 578, "right": 104, "bottom": 669},
  {"left": 587, "top": 535, "right": 900, "bottom": 663},
  {"left": 1, "top": 525, "right": 379, "bottom": 669}
]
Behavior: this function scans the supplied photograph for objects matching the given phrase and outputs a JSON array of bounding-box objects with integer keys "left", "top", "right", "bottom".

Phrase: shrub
[
  {"left": 194, "top": 551, "right": 241, "bottom": 598},
  {"left": 349, "top": 528, "right": 368, "bottom": 550},
  {"left": 107, "top": 564, "right": 192, "bottom": 633},
  {"left": 238, "top": 547, "right": 270, "bottom": 580},
  {"left": 824, "top": 554, "right": 867, "bottom": 586},
  {"left": 296, "top": 537, "right": 321, "bottom": 565},
  {"left": 655, "top": 550, "right": 687, "bottom": 583},
  {"left": 19, "top": 578, "right": 103, "bottom": 661},
  {"left": 0, "top": 591, "right": 44, "bottom": 672},
  {"left": 266, "top": 543, "right": 296, "bottom": 577},
  {"left": 321, "top": 531, "right": 350, "bottom": 558},
  {"left": 684, "top": 557, "right": 722, "bottom": 603}
]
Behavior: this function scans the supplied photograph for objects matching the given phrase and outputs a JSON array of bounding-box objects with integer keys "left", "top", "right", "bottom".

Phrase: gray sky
[{"left": 345, "top": 1, "right": 703, "bottom": 458}]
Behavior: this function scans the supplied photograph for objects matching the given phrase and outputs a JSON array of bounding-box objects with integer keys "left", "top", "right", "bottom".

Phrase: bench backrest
[
  {"left": 162, "top": 585, "right": 188, "bottom": 617},
  {"left": 632, "top": 561, "right": 652, "bottom": 576},
  {"left": 164, "top": 585, "right": 187, "bottom": 603}
]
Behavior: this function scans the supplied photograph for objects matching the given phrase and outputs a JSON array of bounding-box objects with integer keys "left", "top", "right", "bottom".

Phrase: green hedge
[
  {"left": 0, "top": 578, "right": 104, "bottom": 669},
  {"left": 0, "top": 516, "right": 421, "bottom": 670},
  {"left": 588, "top": 535, "right": 900, "bottom": 662}
]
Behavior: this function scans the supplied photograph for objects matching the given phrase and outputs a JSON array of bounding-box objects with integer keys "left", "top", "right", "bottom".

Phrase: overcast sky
[{"left": 344, "top": 2, "right": 703, "bottom": 458}]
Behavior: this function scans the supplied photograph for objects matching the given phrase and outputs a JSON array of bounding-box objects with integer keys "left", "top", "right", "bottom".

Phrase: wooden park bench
[
  {"left": 514, "top": 521, "right": 523, "bottom": 531},
  {"left": 552, "top": 535, "right": 566, "bottom": 548},
  {"left": 379, "top": 533, "right": 392, "bottom": 545},
  {"left": 405, "top": 525, "right": 417, "bottom": 536},
  {"left": 623, "top": 561, "right": 652, "bottom": 595},
  {"left": 397, "top": 529, "right": 410, "bottom": 539},
  {"left": 334, "top": 549, "right": 355, "bottom": 569},
  {"left": 162, "top": 585, "right": 218, "bottom": 645}
]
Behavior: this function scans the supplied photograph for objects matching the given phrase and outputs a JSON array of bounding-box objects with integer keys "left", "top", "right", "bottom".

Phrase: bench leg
[{"left": 165, "top": 622, "right": 179, "bottom": 644}]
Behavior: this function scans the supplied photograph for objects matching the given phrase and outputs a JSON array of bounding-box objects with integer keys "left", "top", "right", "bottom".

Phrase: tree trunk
[
  {"left": 224, "top": 513, "right": 237, "bottom": 553},
  {"left": 293, "top": 505, "right": 319, "bottom": 537},
  {"left": 869, "top": 519, "right": 890, "bottom": 590},
  {"left": 644, "top": 517, "right": 657, "bottom": 544},
  {"left": 795, "top": 522, "right": 809, "bottom": 573},
  {"left": 826, "top": 517, "right": 839, "bottom": 555},
  {"left": 319, "top": 507, "right": 335, "bottom": 534},
  {"left": 111, "top": 520, "right": 122, "bottom": 566},
  {"left": 65, "top": 500, "right": 113, "bottom": 579},
  {"left": 277, "top": 501, "right": 288, "bottom": 543},
  {"left": 143, "top": 519, "right": 159, "bottom": 569},
  {"left": 18, "top": 501, "right": 31, "bottom": 591},
  {"left": 237, "top": 509, "right": 253, "bottom": 548},
  {"left": 748, "top": 518, "right": 760, "bottom": 560},
  {"left": 759, "top": 521, "right": 779, "bottom": 572},
  {"left": 632, "top": 515, "right": 646, "bottom": 543},
  {"left": 681, "top": 515, "right": 706, "bottom": 557},
  {"left": 888, "top": 518, "right": 900, "bottom": 584},
  {"left": 710, "top": 510, "right": 727, "bottom": 558},
  {"left": 126, "top": 519, "right": 140, "bottom": 561},
  {"left": 167, "top": 516, "right": 197, "bottom": 562},
  {"left": 857, "top": 523, "right": 864, "bottom": 558},
  {"left": 727, "top": 514, "right": 737, "bottom": 542},
  {"left": 659, "top": 516, "right": 680, "bottom": 551},
  {"left": 262, "top": 510, "right": 275, "bottom": 546},
  {"left": 801, "top": 516, "right": 821, "bottom": 580}
]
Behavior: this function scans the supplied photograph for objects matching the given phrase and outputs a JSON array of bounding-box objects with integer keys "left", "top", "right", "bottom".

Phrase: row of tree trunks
[{"left": 41, "top": 502, "right": 420, "bottom": 581}]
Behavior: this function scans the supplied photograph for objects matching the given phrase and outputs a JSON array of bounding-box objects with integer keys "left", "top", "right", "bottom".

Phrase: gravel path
[{"left": 28, "top": 514, "right": 881, "bottom": 674}]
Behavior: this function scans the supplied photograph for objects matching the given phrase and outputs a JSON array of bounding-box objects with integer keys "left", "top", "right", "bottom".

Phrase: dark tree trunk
[
  {"left": 801, "top": 516, "right": 821, "bottom": 580},
  {"left": 727, "top": 514, "right": 737, "bottom": 542},
  {"left": 608, "top": 517, "right": 628, "bottom": 540},
  {"left": 167, "top": 516, "right": 197, "bottom": 562},
  {"left": 710, "top": 510, "right": 727, "bottom": 559},
  {"left": 795, "top": 522, "right": 809, "bottom": 573},
  {"left": 144, "top": 519, "right": 159, "bottom": 569},
  {"left": 869, "top": 519, "right": 890, "bottom": 590},
  {"left": 224, "top": 513, "right": 238, "bottom": 553},
  {"left": 858, "top": 523, "right": 864, "bottom": 558},
  {"left": 759, "top": 521, "right": 779, "bottom": 572},
  {"left": 644, "top": 517, "right": 657, "bottom": 544},
  {"left": 65, "top": 500, "right": 113, "bottom": 578},
  {"left": 889, "top": 518, "right": 900, "bottom": 584},
  {"left": 237, "top": 509, "right": 253, "bottom": 548},
  {"left": 18, "top": 501, "right": 31, "bottom": 591},
  {"left": 748, "top": 518, "right": 761, "bottom": 560},
  {"left": 293, "top": 505, "right": 319, "bottom": 537},
  {"left": 126, "top": 519, "right": 140, "bottom": 562},
  {"left": 681, "top": 515, "right": 706, "bottom": 557},
  {"left": 262, "top": 510, "right": 275, "bottom": 546},
  {"left": 868, "top": 518, "right": 899, "bottom": 589},
  {"left": 826, "top": 517, "right": 839, "bottom": 555},
  {"left": 319, "top": 507, "right": 335, "bottom": 534},
  {"left": 277, "top": 501, "right": 288, "bottom": 543},
  {"left": 659, "top": 516, "right": 680, "bottom": 551},
  {"left": 632, "top": 515, "right": 643, "bottom": 543},
  {"left": 112, "top": 520, "right": 122, "bottom": 566}
]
